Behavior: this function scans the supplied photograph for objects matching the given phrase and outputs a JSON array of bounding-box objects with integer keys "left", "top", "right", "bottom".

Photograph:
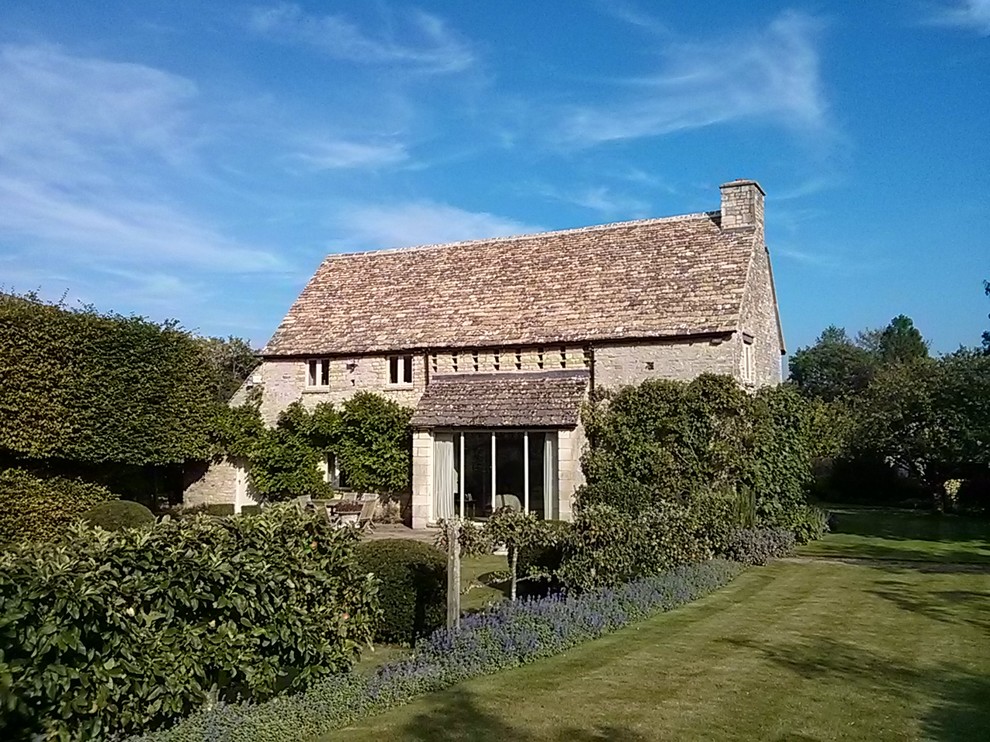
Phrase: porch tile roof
[
  {"left": 410, "top": 370, "right": 589, "bottom": 428},
  {"left": 263, "top": 211, "right": 757, "bottom": 356}
]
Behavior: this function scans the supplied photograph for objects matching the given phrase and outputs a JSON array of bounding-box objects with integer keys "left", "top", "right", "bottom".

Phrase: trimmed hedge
[
  {"left": 0, "top": 505, "right": 379, "bottom": 740},
  {"left": 81, "top": 500, "right": 156, "bottom": 531},
  {"left": 724, "top": 528, "right": 796, "bottom": 565},
  {"left": 137, "top": 560, "right": 742, "bottom": 742},
  {"left": 0, "top": 468, "right": 117, "bottom": 545},
  {"left": 355, "top": 539, "right": 446, "bottom": 645}
]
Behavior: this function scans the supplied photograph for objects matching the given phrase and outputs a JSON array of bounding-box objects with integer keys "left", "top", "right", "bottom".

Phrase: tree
[
  {"left": 982, "top": 280, "right": 990, "bottom": 355},
  {"left": 877, "top": 314, "right": 928, "bottom": 364},
  {"left": 787, "top": 326, "right": 877, "bottom": 401},
  {"left": 195, "top": 336, "right": 260, "bottom": 403}
]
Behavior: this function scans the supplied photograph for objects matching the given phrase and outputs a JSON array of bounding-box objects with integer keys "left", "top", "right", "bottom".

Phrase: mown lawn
[
  {"left": 798, "top": 506, "right": 990, "bottom": 564},
  {"left": 331, "top": 514, "right": 990, "bottom": 741}
]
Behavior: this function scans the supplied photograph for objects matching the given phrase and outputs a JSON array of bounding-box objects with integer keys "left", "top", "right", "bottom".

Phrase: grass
[
  {"left": 798, "top": 505, "right": 990, "bottom": 563},
  {"left": 329, "top": 513, "right": 990, "bottom": 741}
]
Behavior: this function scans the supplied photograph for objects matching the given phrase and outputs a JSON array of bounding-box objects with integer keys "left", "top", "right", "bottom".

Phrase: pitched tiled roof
[
  {"left": 410, "top": 371, "right": 589, "bottom": 428},
  {"left": 264, "top": 212, "right": 758, "bottom": 356}
]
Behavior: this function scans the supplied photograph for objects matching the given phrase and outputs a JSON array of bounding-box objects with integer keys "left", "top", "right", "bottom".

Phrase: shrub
[
  {"left": 80, "top": 499, "right": 156, "bottom": 531},
  {"left": 781, "top": 504, "right": 830, "bottom": 544},
  {"left": 0, "top": 468, "right": 116, "bottom": 545},
  {"left": 137, "top": 560, "right": 742, "bottom": 742},
  {"left": 433, "top": 518, "right": 493, "bottom": 556},
  {"left": 0, "top": 505, "right": 378, "bottom": 740},
  {"left": 724, "top": 528, "right": 795, "bottom": 565},
  {"left": 354, "top": 539, "right": 446, "bottom": 645},
  {"left": 517, "top": 520, "right": 572, "bottom": 584}
]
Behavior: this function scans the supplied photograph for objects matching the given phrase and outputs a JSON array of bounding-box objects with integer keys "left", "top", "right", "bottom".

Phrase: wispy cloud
[
  {"left": 290, "top": 138, "right": 409, "bottom": 170},
  {"left": 249, "top": 4, "right": 475, "bottom": 73},
  {"left": 535, "top": 183, "right": 651, "bottom": 218},
  {"left": 331, "top": 201, "right": 541, "bottom": 249},
  {"left": 925, "top": 0, "right": 990, "bottom": 34},
  {"left": 0, "top": 43, "right": 283, "bottom": 273},
  {"left": 558, "top": 10, "right": 829, "bottom": 146}
]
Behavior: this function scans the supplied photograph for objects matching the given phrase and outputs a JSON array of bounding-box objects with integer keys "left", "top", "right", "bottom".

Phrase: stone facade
[{"left": 593, "top": 337, "right": 738, "bottom": 388}]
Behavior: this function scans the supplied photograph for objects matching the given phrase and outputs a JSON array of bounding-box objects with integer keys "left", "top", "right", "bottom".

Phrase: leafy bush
[
  {"left": 137, "top": 560, "right": 742, "bottom": 742},
  {"left": 780, "top": 504, "right": 830, "bottom": 544},
  {"left": 354, "top": 539, "right": 446, "bottom": 645},
  {"left": 724, "top": 528, "right": 795, "bottom": 565},
  {"left": 0, "top": 505, "right": 378, "bottom": 740},
  {"left": 517, "top": 520, "right": 572, "bottom": 584},
  {"left": 80, "top": 499, "right": 156, "bottom": 531},
  {"left": 433, "top": 518, "right": 493, "bottom": 556},
  {"left": 0, "top": 468, "right": 116, "bottom": 545}
]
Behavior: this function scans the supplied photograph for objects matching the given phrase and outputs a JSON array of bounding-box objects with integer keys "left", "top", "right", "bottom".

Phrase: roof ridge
[{"left": 320, "top": 210, "right": 721, "bottom": 262}]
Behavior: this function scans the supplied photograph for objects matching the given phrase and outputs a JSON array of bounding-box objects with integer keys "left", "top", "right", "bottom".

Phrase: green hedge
[
  {"left": 81, "top": 500, "right": 156, "bottom": 531},
  {"left": 0, "top": 505, "right": 379, "bottom": 740},
  {"left": 0, "top": 294, "right": 222, "bottom": 466},
  {"left": 0, "top": 468, "right": 117, "bottom": 545},
  {"left": 355, "top": 539, "right": 446, "bottom": 645}
]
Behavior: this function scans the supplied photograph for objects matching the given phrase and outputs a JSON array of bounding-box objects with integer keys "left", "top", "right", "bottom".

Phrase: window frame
[
  {"left": 306, "top": 358, "right": 331, "bottom": 388},
  {"left": 388, "top": 354, "right": 414, "bottom": 386}
]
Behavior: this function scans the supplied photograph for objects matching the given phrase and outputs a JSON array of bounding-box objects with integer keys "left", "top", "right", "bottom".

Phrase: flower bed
[{"left": 137, "top": 559, "right": 743, "bottom": 742}]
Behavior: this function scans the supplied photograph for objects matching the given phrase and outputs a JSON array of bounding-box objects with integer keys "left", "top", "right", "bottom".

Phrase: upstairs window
[
  {"left": 515, "top": 350, "right": 522, "bottom": 370},
  {"left": 452, "top": 352, "right": 459, "bottom": 372},
  {"left": 559, "top": 346, "right": 567, "bottom": 368},
  {"left": 472, "top": 351, "right": 480, "bottom": 372},
  {"left": 389, "top": 355, "right": 413, "bottom": 385},
  {"left": 493, "top": 351, "right": 500, "bottom": 371},
  {"left": 307, "top": 359, "right": 330, "bottom": 388},
  {"left": 537, "top": 347, "right": 545, "bottom": 370}
]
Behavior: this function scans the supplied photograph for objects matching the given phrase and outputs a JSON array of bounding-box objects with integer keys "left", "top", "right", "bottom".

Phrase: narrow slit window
[
  {"left": 472, "top": 351, "right": 479, "bottom": 372},
  {"left": 431, "top": 354, "right": 438, "bottom": 374},
  {"left": 452, "top": 353, "right": 459, "bottom": 372},
  {"left": 537, "top": 347, "right": 545, "bottom": 370},
  {"left": 493, "top": 351, "right": 500, "bottom": 371},
  {"left": 559, "top": 347, "right": 567, "bottom": 368},
  {"left": 742, "top": 340, "right": 755, "bottom": 383},
  {"left": 583, "top": 348, "right": 592, "bottom": 368},
  {"left": 515, "top": 350, "right": 522, "bottom": 370}
]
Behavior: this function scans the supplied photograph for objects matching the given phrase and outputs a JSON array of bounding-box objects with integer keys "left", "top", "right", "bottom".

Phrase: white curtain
[
  {"left": 433, "top": 434, "right": 456, "bottom": 521},
  {"left": 543, "top": 433, "right": 557, "bottom": 520}
]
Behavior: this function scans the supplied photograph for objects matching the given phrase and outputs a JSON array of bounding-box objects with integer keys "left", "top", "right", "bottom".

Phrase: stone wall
[
  {"left": 182, "top": 456, "right": 252, "bottom": 509},
  {"left": 593, "top": 337, "right": 738, "bottom": 389},
  {"left": 738, "top": 245, "right": 784, "bottom": 386},
  {"left": 557, "top": 424, "right": 586, "bottom": 521},
  {"left": 410, "top": 430, "right": 433, "bottom": 529}
]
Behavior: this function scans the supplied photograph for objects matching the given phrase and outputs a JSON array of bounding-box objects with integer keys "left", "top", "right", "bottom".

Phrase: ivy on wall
[{"left": 217, "top": 392, "right": 413, "bottom": 500}]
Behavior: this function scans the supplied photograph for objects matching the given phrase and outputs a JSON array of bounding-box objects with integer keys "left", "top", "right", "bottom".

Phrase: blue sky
[{"left": 0, "top": 1, "right": 987, "bottom": 355}]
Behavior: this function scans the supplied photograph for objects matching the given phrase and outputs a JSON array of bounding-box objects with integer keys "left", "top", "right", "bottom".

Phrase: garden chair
[{"left": 357, "top": 496, "right": 377, "bottom": 531}]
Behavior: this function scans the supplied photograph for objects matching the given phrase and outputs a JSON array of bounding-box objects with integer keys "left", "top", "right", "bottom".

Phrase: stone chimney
[{"left": 719, "top": 179, "right": 765, "bottom": 232}]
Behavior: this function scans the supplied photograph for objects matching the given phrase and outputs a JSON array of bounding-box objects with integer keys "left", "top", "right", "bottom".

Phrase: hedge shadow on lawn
[
  {"left": 721, "top": 635, "right": 990, "bottom": 741},
  {"left": 394, "top": 686, "right": 653, "bottom": 742}
]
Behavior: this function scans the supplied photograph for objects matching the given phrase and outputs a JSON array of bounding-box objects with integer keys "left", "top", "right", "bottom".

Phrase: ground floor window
[{"left": 433, "top": 430, "right": 558, "bottom": 521}]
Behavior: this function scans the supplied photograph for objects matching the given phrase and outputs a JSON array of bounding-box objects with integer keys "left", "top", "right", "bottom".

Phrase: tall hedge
[
  {"left": 0, "top": 294, "right": 221, "bottom": 465},
  {"left": 0, "top": 468, "right": 117, "bottom": 545},
  {"left": 0, "top": 505, "right": 379, "bottom": 740},
  {"left": 581, "top": 375, "right": 817, "bottom": 528}
]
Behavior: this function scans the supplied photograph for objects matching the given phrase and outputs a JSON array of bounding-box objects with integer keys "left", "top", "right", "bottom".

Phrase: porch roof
[{"left": 410, "top": 370, "right": 589, "bottom": 428}]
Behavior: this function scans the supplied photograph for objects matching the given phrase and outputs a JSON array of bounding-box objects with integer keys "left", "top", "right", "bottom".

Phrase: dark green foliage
[
  {"left": 80, "top": 500, "right": 156, "bottom": 531},
  {"left": 0, "top": 505, "right": 378, "bottom": 740},
  {"left": 194, "top": 336, "right": 259, "bottom": 404},
  {"left": 517, "top": 520, "right": 572, "bottom": 583},
  {"left": 0, "top": 294, "right": 221, "bottom": 466},
  {"left": 249, "top": 426, "right": 329, "bottom": 500},
  {"left": 335, "top": 393, "right": 413, "bottom": 493},
  {"left": 433, "top": 518, "right": 493, "bottom": 556},
  {"left": 0, "top": 468, "right": 117, "bottom": 545},
  {"left": 354, "top": 539, "right": 446, "bottom": 645},
  {"left": 724, "top": 528, "right": 795, "bottom": 565},
  {"left": 784, "top": 505, "right": 831, "bottom": 544},
  {"left": 788, "top": 326, "right": 877, "bottom": 401},
  {"left": 582, "top": 375, "right": 817, "bottom": 534},
  {"left": 877, "top": 314, "right": 929, "bottom": 364}
]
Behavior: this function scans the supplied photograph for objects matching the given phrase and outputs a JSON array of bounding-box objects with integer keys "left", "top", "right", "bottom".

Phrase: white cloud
[
  {"left": 926, "top": 0, "right": 990, "bottom": 34},
  {"left": 331, "top": 201, "right": 542, "bottom": 249},
  {"left": 536, "top": 184, "right": 650, "bottom": 217},
  {"left": 249, "top": 4, "right": 475, "bottom": 73},
  {"left": 291, "top": 138, "right": 409, "bottom": 170},
  {"left": 0, "top": 43, "right": 283, "bottom": 273},
  {"left": 558, "top": 10, "right": 829, "bottom": 145}
]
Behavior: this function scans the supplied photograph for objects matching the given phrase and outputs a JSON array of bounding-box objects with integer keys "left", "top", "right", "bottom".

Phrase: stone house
[{"left": 184, "top": 179, "right": 784, "bottom": 527}]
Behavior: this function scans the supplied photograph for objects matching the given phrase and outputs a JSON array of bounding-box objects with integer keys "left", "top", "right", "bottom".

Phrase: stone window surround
[{"left": 388, "top": 354, "right": 414, "bottom": 386}]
